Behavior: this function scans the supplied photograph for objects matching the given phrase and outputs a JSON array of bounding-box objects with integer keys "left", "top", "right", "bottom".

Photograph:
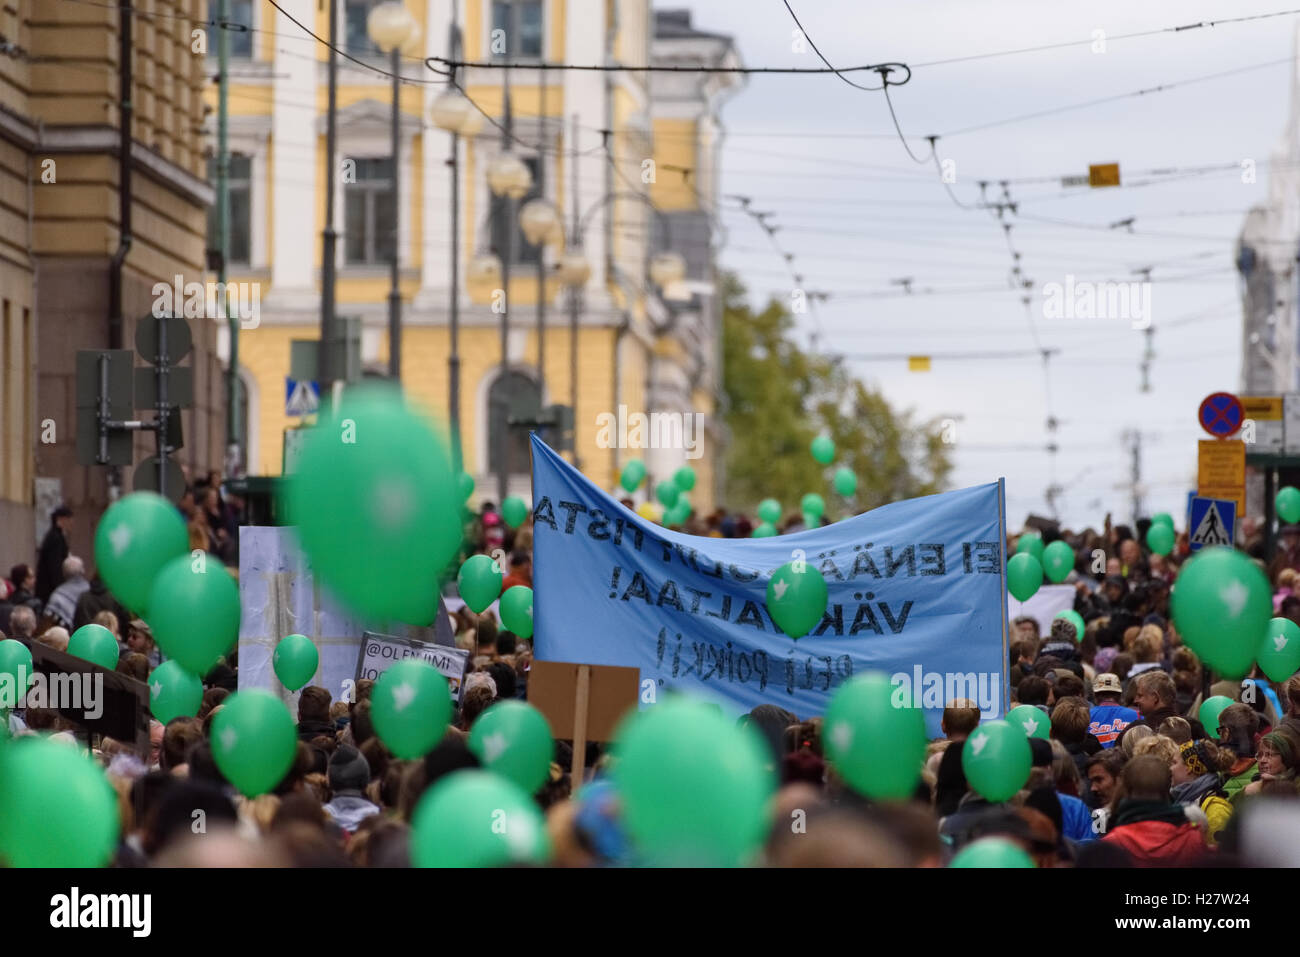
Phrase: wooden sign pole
[{"left": 571, "top": 664, "right": 591, "bottom": 785}]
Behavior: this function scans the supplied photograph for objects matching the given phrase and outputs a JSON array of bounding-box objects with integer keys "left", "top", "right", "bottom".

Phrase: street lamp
[
  {"left": 518, "top": 198, "right": 561, "bottom": 404},
  {"left": 367, "top": 0, "right": 415, "bottom": 381},
  {"left": 487, "top": 152, "right": 532, "bottom": 199}
]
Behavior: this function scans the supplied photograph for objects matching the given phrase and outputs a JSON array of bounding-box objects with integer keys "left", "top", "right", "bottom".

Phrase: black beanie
[
  {"left": 1029, "top": 736, "right": 1053, "bottom": 768},
  {"left": 328, "top": 744, "right": 370, "bottom": 792}
]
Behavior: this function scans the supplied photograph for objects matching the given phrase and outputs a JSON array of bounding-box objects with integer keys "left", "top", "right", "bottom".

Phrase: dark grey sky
[{"left": 678, "top": 0, "right": 1296, "bottom": 528}]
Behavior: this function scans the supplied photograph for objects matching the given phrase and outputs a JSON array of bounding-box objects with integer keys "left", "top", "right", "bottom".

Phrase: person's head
[
  {"left": 1173, "top": 738, "right": 1232, "bottom": 786},
  {"left": 1111, "top": 652, "right": 1134, "bottom": 682},
  {"left": 496, "top": 631, "right": 518, "bottom": 657},
  {"left": 36, "top": 626, "right": 69, "bottom": 652},
  {"left": 349, "top": 699, "right": 375, "bottom": 747},
  {"left": 485, "top": 661, "right": 516, "bottom": 700},
  {"left": 1132, "top": 670, "right": 1175, "bottom": 716},
  {"left": 1016, "top": 675, "right": 1050, "bottom": 707},
  {"left": 9, "top": 563, "right": 33, "bottom": 593},
  {"left": 1133, "top": 734, "right": 1180, "bottom": 770},
  {"left": 1279, "top": 568, "right": 1298, "bottom": 591},
  {"left": 1257, "top": 731, "right": 1299, "bottom": 778},
  {"left": 1122, "top": 754, "right": 1173, "bottom": 803},
  {"left": 1086, "top": 750, "right": 1126, "bottom": 805},
  {"left": 1102, "top": 574, "right": 1126, "bottom": 603},
  {"left": 92, "top": 610, "right": 119, "bottom": 639},
  {"left": 327, "top": 744, "right": 371, "bottom": 794},
  {"left": 739, "top": 704, "right": 799, "bottom": 765},
  {"left": 1048, "top": 738, "right": 1082, "bottom": 793},
  {"left": 162, "top": 717, "right": 204, "bottom": 771},
  {"left": 510, "top": 550, "right": 531, "bottom": 574},
  {"left": 1286, "top": 674, "right": 1300, "bottom": 717},
  {"left": 1049, "top": 696, "right": 1090, "bottom": 745},
  {"left": 52, "top": 506, "right": 73, "bottom": 531},
  {"left": 475, "top": 617, "right": 498, "bottom": 655},
  {"left": 116, "top": 652, "right": 149, "bottom": 683},
  {"left": 1156, "top": 716, "right": 1192, "bottom": 745},
  {"left": 459, "top": 684, "right": 496, "bottom": 729},
  {"left": 126, "top": 620, "right": 155, "bottom": 656},
  {"left": 1053, "top": 672, "right": 1085, "bottom": 700},
  {"left": 198, "top": 686, "right": 230, "bottom": 720},
  {"left": 941, "top": 700, "right": 980, "bottom": 740},
  {"left": 297, "top": 686, "right": 332, "bottom": 725},
  {"left": 7, "top": 605, "right": 36, "bottom": 639},
  {"left": 1013, "top": 616, "right": 1039, "bottom": 643},
  {"left": 1092, "top": 672, "right": 1124, "bottom": 703},
  {"left": 61, "top": 555, "right": 85, "bottom": 581},
  {"left": 1119, "top": 538, "right": 1141, "bottom": 567},
  {"left": 1217, "top": 703, "right": 1259, "bottom": 757},
  {"left": 1132, "top": 627, "right": 1162, "bottom": 665},
  {"left": 1011, "top": 638, "right": 1037, "bottom": 665}
]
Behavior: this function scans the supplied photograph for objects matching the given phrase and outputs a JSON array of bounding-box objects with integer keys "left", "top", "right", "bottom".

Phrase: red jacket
[{"left": 1102, "top": 803, "right": 1209, "bottom": 866}]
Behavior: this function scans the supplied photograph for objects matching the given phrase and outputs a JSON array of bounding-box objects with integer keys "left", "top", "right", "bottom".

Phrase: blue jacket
[
  {"left": 1089, "top": 703, "right": 1139, "bottom": 748},
  {"left": 1059, "top": 792, "right": 1097, "bottom": 843}
]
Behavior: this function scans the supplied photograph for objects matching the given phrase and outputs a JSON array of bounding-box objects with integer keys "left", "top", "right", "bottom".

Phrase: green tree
[{"left": 721, "top": 272, "right": 953, "bottom": 520}]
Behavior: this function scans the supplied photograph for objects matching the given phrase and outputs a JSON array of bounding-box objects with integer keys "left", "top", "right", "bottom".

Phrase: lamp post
[
  {"left": 367, "top": 1, "right": 416, "bottom": 381},
  {"left": 519, "top": 197, "right": 561, "bottom": 401},
  {"left": 485, "top": 80, "right": 532, "bottom": 505}
]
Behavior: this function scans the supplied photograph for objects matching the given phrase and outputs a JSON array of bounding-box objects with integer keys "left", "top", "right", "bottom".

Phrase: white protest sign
[
  {"left": 1007, "top": 584, "right": 1076, "bottom": 639},
  {"left": 357, "top": 632, "right": 471, "bottom": 701}
]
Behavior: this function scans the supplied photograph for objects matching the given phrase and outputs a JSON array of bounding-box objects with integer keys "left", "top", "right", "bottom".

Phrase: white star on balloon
[
  {"left": 109, "top": 524, "right": 132, "bottom": 557},
  {"left": 970, "top": 731, "right": 988, "bottom": 756},
  {"left": 392, "top": 681, "right": 416, "bottom": 713},
  {"left": 1275, "top": 634, "right": 1289, "bottom": 651},
  {"left": 220, "top": 727, "right": 238, "bottom": 752},
  {"left": 482, "top": 730, "right": 508, "bottom": 763},
  {"left": 372, "top": 477, "right": 416, "bottom": 531},
  {"left": 1022, "top": 717, "right": 1038, "bottom": 736},
  {"left": 773, "top": 578, "right": 790, "bottom": 600},
  {"left": 1219, "top": 580, "right": 1249, "bottom": 618},
  {"left": 830, "top": 721, "right": 852, "bottom": 752},
  {"left": 150, "top": 681, "right": 162, "bottom": 698},
  {"left": 504, "top": 814, "right": 536, "bottom": 857}
]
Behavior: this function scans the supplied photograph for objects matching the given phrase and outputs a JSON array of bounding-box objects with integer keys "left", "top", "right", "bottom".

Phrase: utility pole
[
  {"left": 568, "top": 112, "right": 580, "bottom": 470},
  {"left": 1135, "top": 267, "right": 1154, "bottom": 393},
  {"left": 319, "top": 0, "right": 340, "bottom": 395},
  {"left": 497, "top": 75, "right": 515, "bottom": 507},
  {"left": 1123, "top": 428, "right": 1144, "bottom": 526},
  {"left": 217, "top": 0, "right": 240, "bottom": 476},
  {"left": 446, "top": 17, "right": 462, "bottom": 475}
]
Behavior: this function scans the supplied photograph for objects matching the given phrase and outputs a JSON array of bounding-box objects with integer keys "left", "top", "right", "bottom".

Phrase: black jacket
[
  {"left": 73, "top": 578, "right": 130, "bottom": 632},
  {"left": 35, "top": 526, "right": 69, "bottom": 604}
]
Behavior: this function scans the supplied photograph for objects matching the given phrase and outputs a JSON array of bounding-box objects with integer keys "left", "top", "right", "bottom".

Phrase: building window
[
  {"left": 206, "top": 154, "right": 252, "bottom": 267},
  {"left": 345, "top": 156, "right": 396, "bottom": 265},
  {"left": 487, "top": 371, "right": 540, "bottom": 475},
  {"left": 491, "top": 0, "right": 543, "bottom": 59},
  {"left": 345, "top": 0, "right": 382, "bottom": 56},
  {"left": 490, "top": 156, "right": 542, "bottom": 265},
  {"left": 227, "top": 0, "right": 254, "bottom": 58}
]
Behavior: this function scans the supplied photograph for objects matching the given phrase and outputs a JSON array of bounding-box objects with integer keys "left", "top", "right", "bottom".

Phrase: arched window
[{"left": 487, "top": 370, "right": 540, "bottom": 475}]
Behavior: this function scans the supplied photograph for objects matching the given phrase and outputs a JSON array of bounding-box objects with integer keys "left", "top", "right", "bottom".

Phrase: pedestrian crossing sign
[
  {"left": 285, "top": 378, "right": 320, "bottom": 417},
  {"left": 1188, "top": 496, "right": 1235, "bottom": 552}
]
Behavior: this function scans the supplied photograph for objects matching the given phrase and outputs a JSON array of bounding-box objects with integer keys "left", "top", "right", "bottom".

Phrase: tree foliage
[{"left": 721, "top": 272, "right": 953, "bottom": 519}]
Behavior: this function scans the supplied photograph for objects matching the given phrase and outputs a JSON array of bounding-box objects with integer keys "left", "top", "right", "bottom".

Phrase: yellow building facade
[{"left": 216, "top": 1, "right": 739, "bottom": 511}]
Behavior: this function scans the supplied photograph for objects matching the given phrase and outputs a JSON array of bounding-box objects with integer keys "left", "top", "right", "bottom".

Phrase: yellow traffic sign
[
  {"left": 908, "top": 356, "right": 931, "bottom": 372},
  {"left": 1197, "top": 439, "right": 1245, "bottom": 518},
  {"left": 1089, "top": 163, "right": 1121, "bottom": 187}
]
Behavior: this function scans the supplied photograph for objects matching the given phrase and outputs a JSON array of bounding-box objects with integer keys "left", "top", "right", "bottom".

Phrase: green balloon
[
  {"left": 273, "top": 634, "right": 319, "bottom": 692},
  {"left": 832, "top": 467, "right": 857, "bottom": 497},
  {"left": 950, "top": 837, "right": 1036, "bottom": 868},
  {"left": 620, "top": 459, "right": 647, "bottom": 493},
  {"left": 655, "top": 480, "right": 680, "bottom": 508},
  {"left": 1199, "top": 695, "right": 1236, "bottom": 734},
  {"left": 500, "top": 585, "right": 534, "bottom": 639},
  {"left": 148, "top": 555, "right": 241, "bottom": 676},
  {"left": 1015, "top": 532, "right": 1044, "bottom": 560},
  {"left": 1053, "top": 609, "right": 1086, "bottom": 643},
  {"left": 800, "top": 493, "right": 825, "bottom": 517},
  {"left": 757, "top": 498, "right": 782, "bottom": 524},
  {"left": 810, "top": 434, "right": 835, "bottom": 465},
  {"left": 281, "top": 384, "right": 461, "bottom": 626},
  {"left": 468, "top": 700, "right": 554, "bottom": 794},
  {"left": 67, "top": 624, "right": 119, "bottom": 672},
  {"left": 612, "top": 697, "right": 774, "bottom": 866},
  {"left": 502, "top": 495, "right": 530, "bottom": 529},
  {"left": 0, "top": 737, "right": 120, "bottom": 867},
  {"left": 0, "top": 639, "right": 34, "bottom": 699},
  {"left": 1007, "top": 704, "right": 1050, "bottom": 739},
  {"left": 1041, "top": 540, "right": 1075, "bottom": 584},
  {"left": 1171, "top": 547, "right": 1270, "bottom": 679},
  {"left": 1258, "top": 617, "right": 1300, "bottom": 682},
  {"left": 752, "top": 522, "right": 777, "bottom": 538},
  {"left": 1146, "top": 522, "right": 1175, "bottom": 556},
  {"left": 665, "top": 500, "right": 691, "bottom": 527},
  {"left": 211, "top": 689, "right": 298, "bottom": 797},
  {"left": 1152, "top": 512, "right": 1175, "bottom": 530},
  {"left": 372, "top": 659, "right": 452, "bottom": 759},
  {"left": 412, "top": 770, "right": 550, "bottom": 867},
  {"left": 766, "top": 561, "right": 828, "bottom": 639},
  {"left": 673, "top": 465, "right": 696, "bottom": 492},
  {"left": 802, "top": 511, "right": 820, "bottom": 529},
  {"left": 458, "top": 471, "right": 475, "bottom": 502},
  {"left": 824, "top": 672, "right": 926, "bottom": 800},
  {"left": 962, "top": 720, "right": 1032, "bottom": 802},
  {"left": 149, "top": 659, "right": 204, "bottom": 725},
  {"left": 457, "top": 554, "right": 503, "bottom": 614},
  {"left": 93, "top": 491, "right": 189, "bottom": 615},
  {"left": 1277, "top": 486, "right": 1300, "bottom": 524},
  {"left": 1006, "top": 553, "right": 1044, "bottom": 602}
]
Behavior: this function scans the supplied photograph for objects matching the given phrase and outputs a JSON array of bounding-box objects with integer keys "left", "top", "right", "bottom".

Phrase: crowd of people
[{"left": 2, "top": 496, "right": 1300, "bottom": 867}]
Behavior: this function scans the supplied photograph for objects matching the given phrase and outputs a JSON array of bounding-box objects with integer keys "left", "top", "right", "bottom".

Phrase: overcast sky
[{"left": 677, "top": 0, "right": 1298, "bottom": 529}]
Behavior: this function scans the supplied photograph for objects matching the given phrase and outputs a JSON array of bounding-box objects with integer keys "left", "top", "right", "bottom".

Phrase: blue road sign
[
  {"left": 1188, "top": 496, "right": 1236, "bottom": 551},
  {"left": 1198, "top": 392, "right": 1243, "bottom": 438},
  {"left": 285, "top": 378, "right": 320, "bottom": 417}
]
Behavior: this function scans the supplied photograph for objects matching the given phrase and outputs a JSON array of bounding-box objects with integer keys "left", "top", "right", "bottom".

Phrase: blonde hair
[
  {"left": 1133, "top": 734, "right": 1180, "bottom": 767},
  {"left": 1279, "top": 568, "right": 1298, "bottom": 589},
  {"left": 92, "top": 610, "right": 119, "bottom": 638},
  {"left": 1133, "top": 627, "right": 1163, "bottom": 664}
]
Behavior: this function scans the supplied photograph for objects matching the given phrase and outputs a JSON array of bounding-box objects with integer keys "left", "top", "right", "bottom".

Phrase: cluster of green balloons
[
  {"left": 500, "top": 585, "right": 534, "bottom": 639},
  {"left": 467, "top": 700, "right": 554, "bottom": 794},
  {"left": 211, "top": 689, "right": 298, "bottom": 796},
  {"left": 94, "top": 491, "right": 189, "bottom": 615},
  {"left": 273, "top": 634, "right": 319, "bottom": 691},
  {"left": 611, "top": 697, "right": 774, "bottom": 866},
  {"left": 457, "top": 554, "right": 503, "bottom": 614},
  {"left": 0, "top": 737, "right": 120, "bottom": 866},
  {"left": 1016, "top": 532, "right": 1044, "bottom": 560},
  {"left": 412, "top": 770, "right": 550, "bottom": 867},
  {"left": 1171, "top": 546, "right": 1270, "bottom": 679},
  {"left": 824, "top": 673, "right": 926, "bottom": 799},
  {"left": 1277, "top": 486, "right": 1300, "bottom": 524},
  {"left": 962, "top": 719, "right": 1032, "bottom": 802},
  {"left": 281, "top": 384, "right": 462, "bottom": 627},
  {"left": 371, "top": 659, "right": 453, "bottom": 759},
  {"left": 765, "top": 561, "right": 828, "bottom": 639}
]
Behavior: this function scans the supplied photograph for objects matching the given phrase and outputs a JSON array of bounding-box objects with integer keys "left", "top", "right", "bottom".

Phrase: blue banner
[{"left": 531, "top": 436, "right": 1009, "bottom": 735}]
